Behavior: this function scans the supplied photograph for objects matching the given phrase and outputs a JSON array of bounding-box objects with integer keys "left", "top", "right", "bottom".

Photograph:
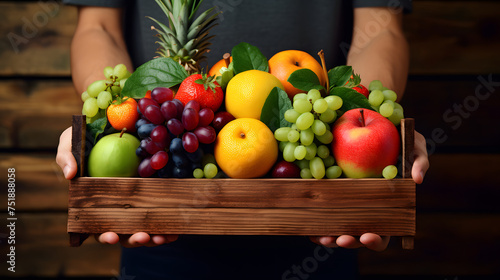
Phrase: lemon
[{"left": 225, "top": 70, "right": 284, "bottom": 119}]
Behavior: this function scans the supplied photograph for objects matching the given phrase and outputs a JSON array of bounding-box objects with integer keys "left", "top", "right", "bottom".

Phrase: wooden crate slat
[
  {"left": 68, "top": 207, "right": 415, "bottom": 236},
  {"left": 401, "top": 118, "right": 415, "bottom": 179},
  {"left": 69, "top": 177, "right": 415, "bottom": 209}
]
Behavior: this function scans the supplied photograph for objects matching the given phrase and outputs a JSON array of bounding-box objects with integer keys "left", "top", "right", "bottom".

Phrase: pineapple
[{"left": 149, "top": 0, "right": 219, "bottom": 74}]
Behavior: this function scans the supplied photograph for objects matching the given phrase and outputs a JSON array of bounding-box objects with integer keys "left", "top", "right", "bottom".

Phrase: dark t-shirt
[
  {"left": 63, "top": 1, "right": 411, "bottom": 279},
  {"left": 64, "top": 0, "right": 411, "bottom": 69}
]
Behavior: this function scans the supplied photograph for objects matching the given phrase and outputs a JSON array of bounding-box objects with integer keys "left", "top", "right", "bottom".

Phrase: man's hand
[
  {"left": 310, "top": 234, "right": 390, "bottom": 252},
  {"left": 96, "top": 232, "right": 178, "bottom": 248},
  {"left": 310, "top": 131, "right": 429, "bottom": 251},
  {"left": 56, "top": 126, "right": 179, "bottom": 247},
  {"left": 412, "top": 131, "right": 429, "bottom": 184},
  {"left": 56, "top": 127, "right": 77, "bottom": 180}
]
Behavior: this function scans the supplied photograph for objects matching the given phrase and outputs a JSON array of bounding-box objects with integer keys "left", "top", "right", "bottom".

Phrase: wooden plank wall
[{"left": 0, "top": 0, "right": 499, "bottom": 278}]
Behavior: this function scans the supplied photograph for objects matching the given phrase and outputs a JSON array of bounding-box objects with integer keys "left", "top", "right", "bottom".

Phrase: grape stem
[
  {"left": 317, "top": 50, "right": 329, "bottom": 92},
  {"left": 223, "top": 53, "right": 231, "bottom": 68},
  {"left": 360, "top": 109, "right": 366, "bottom": 127}
]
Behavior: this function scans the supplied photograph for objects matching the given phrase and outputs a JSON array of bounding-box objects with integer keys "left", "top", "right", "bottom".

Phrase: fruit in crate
[
  {"left": 212, "top": 111, "right": 235, "bottom": 131},
  {"left": 81, "top": 64, "right": 132, "bottom": 124},
  {"left": 331, "top": 109, "right": 400, "bottom": 178},
  {"left": 107, "top": 97, "right": 140, "bottom": 132},
  {"left": 225, "top": 70, "right": 284, "bottom": 119},
  {"left": 271, "top": 160, "right": 301, "bottom": 178},
  {"left": 353, "top": 84, "right": 369, "bottom": 98},
  {"left": 209, "top": 56, "right": 232, "bottom": 78},
  {"left": 272, "top": 89, "right": 342, "bottom": 179},
  {"left": 268, "top": 50, "right": 326, "bottom": 99},
  {"left": 135, "top": 90, "right": 219, "bottom": 178},
  {"left": 174, "top": 74, "right": 224, "bottom": 111},
  {"left": 215, "top": 118, "right": 278, "bottom": 179},
  {"left": 87, "top": 131, "right": 140, "bottom": 177},
  {"left": 148, "top": 0, "right": 219, "bottom": 74},
  {"left": 366, "top": 80, "right": 405, "bottom": 126}
]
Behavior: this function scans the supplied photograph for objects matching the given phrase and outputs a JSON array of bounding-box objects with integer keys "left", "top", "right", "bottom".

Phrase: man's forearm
[
  {"left": 70, "top": 8, "right": 133, "bottom": 94},
  {"left": 347, "top": 8, "right": 410, "bottom": 100}
]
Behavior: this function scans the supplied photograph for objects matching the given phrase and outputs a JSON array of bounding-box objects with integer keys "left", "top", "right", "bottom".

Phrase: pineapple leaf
[
  {"left": 189, "top": 7, "right": 216, "bottom": 32},
  {"left": 183, "top": 38, "right": 196, "bottom": 52},
  {"left": 190, "top": 9, "right": 218, "bottom": 35},
  {"left": 168, "top": 11, "right": 181, "bottom": 38},
  {"left": 154, "top": 0, "right": 171, "bottom": 20},
  {"left": 163, "top": 0, "right": 173, "bottom": 12},
  {"left": 166, "top": 33, "right": 182, "bottom": 53},
  {"left": 151, "top": 0, "right": 219, "bottom": 74},
  {"left": 148, "top": 16, "right": 175, "bottom": 36},
  {"left": 172, "top": 0, "right": 181, "bottom": 18},
  {"left": 190, "top": 0, "right": 203, "bottom": 20},
  {"left": 176, "top": 16, "right": 187, "bottom": 45}
]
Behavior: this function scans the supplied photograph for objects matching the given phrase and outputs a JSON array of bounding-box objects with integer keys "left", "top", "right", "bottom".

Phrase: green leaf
[
  {"left": 86, "top": 116, "right": 108, "bottom": 144},
  {"left": 287, "top": 68, "right": 324, "bottom": 92},
  {"left": 231, "top": 42, "right": 269, "bottom": 74},
  {"left": 260, "top": 87, "right": 293, "bottom": 132},
  {"left": 121, "top": 57, "right": 189, "bottom": 98},
  {"left": 328, "top": 66, "right": 353, "bottom": 90},
  {"left": 330, "top": 87, "right": 374, "bottom": 112}
]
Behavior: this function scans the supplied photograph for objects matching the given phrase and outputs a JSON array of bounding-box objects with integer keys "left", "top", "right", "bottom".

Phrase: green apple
[{"left": 88, "top": 132, "right": 140, "bottom": 177}]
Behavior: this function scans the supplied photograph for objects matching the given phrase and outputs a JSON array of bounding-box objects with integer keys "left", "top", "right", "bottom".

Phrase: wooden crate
[{"left": 68, "top": 115, "right": 416, "bottom": 249}]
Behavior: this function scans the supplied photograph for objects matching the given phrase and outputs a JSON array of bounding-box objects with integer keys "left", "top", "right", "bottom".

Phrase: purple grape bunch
[{"left": 135, "top": 87, "right": 217, "bottom": 178}]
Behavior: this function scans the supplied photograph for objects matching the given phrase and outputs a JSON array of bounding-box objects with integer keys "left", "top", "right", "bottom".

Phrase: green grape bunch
[
  {"left": 81, "top": 64, "right": 132, "bottom": 124},
  {"left": 274, "top": 89, "right": 344, "bottom": 179},
  {"left": 367, "top": 80, "right": 405, "bottom": 126}
]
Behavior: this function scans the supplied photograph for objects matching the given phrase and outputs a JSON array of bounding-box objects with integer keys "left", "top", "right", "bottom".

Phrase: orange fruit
[
  {"left": 107, "top": 97, "right": 139, "bottom": 132},
  {"left": 225, "top": 70, "right": 284, "bottom": 119},
  {"left": 208, "top": 56, "right": 232, "bottom": 77},
  {"left": 268, "top": 50, "right": 326, "bottom": 99},
  {"left": 144, "top": 90, "right": 152, "bottom": 99},
  {"left": 214, "top": 118, "right": 278, "bottom": 179}
]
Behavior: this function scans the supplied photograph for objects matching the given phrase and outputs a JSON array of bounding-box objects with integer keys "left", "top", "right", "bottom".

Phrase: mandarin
[
  {"left": 268, "top": 50, "right": 326, "bottom": 99},
  {"left": 214, "top": 118, "right": 278, "bottom": 179},
  {"left": 107, "top": 97, "right": 139, "bottom": 132}
]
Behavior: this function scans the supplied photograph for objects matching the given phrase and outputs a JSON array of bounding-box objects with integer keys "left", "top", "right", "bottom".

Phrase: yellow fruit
[
  {"left": 215, "top": 118, "right": 278, "bottom": 178},
  {"left": 225, "top": 70, "right": 284, "bottom": 119}
]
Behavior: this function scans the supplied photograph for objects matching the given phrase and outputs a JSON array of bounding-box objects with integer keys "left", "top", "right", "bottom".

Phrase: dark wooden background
[{"left": 0, "top": 0, "right": 499, "bottom": 279}]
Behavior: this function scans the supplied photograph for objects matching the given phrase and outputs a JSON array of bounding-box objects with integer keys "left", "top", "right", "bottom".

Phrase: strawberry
[
  {"left": 175, "top": 74, "right": 224, "bottom": 112},
  {"left": 353, "top": 84, "right": 369, "bottom": 98}
]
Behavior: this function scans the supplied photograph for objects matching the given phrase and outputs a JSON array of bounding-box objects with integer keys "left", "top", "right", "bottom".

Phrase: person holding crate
[{"left": 57, "top": 0, "right": 429, "bottom": 279}]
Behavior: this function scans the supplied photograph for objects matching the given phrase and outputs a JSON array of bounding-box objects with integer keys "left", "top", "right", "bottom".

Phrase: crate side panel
[
  {"left": 69, "top": 178, "right": 416, "bottom": 209},
  {"left": 67, "top": 207, "right": 415, "bottom": 236}
]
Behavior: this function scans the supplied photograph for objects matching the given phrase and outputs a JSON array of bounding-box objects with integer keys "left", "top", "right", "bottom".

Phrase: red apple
[
  {"left": 271, "top": 160, "right": 301, "bottom": 178},
  {"left": 331, "top": 109, "right": 400, "bottom": 178}
]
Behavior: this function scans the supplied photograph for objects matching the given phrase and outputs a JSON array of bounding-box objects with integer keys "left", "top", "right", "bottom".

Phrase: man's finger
[
  {"left": 336, "top": 235, "right": 363, "bottom": 249},
  {"left": 96, "top": 232, "right": 120, "bottom": 244},
  {"left": 56, "top": 127, "right": 77, "bottom": 179},
  {"left": 412, "top": 131, "right": 429, "bottom": 184},
  {"left": 360, "top": 233, "right": 390, "bottom": 252}
]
